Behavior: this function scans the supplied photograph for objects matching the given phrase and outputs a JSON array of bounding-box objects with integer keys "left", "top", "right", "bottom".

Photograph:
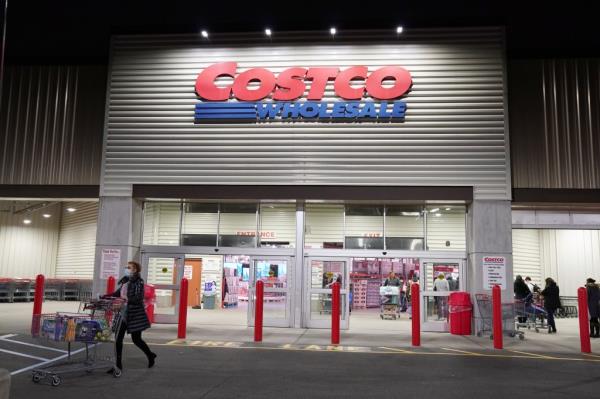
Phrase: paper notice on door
[
  {"left": 483, "top": 256, "right": 507, "bottom": 290},
  {"left": 100, "top": 248, "right": 121, "bottom": 279},
  {"left": 184, "top": 264, "right": 193, "bottom": 280}
]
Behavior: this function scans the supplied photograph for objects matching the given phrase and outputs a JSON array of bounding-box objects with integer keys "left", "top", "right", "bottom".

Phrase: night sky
[{"left": 3, "top": 0, "right": 597, "bottom": 63}]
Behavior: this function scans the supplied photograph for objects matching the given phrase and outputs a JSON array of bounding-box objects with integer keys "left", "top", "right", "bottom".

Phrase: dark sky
[{"left": 3, "top": 0, "right": 597, "bottom": 63}]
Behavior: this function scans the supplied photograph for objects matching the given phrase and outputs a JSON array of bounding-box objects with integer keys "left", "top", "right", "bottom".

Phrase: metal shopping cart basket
[
  {"left": 515, "top": 296, "right": 547, "bottom": 333},
  {"left": 30, "top": 298, "right": 125, "bottom": 386},
  {"left": 379, "top": 286, "right": 400, "bottom": 320},
  {"left": 475, "top": 294, "right": 524, "bottom": 340}
]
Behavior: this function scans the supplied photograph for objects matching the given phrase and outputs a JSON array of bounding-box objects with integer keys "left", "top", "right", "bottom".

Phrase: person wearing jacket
[
  {"left": 514, "top": 275, "right": 531, "bottom": 323},
  {"left": 540, "top": 277, "right": 561, "bottom": 334},
  {"left": 586, "top": 278, "right": 600, "bottom": 338},
  {"left": 104, "top": 261, "right": 156, "bottom": 372}
]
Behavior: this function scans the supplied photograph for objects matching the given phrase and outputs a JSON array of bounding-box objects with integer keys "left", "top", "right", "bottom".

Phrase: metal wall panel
[
  {"left": 103, "top": 28, "right": 509, "bottom": 199},
  {"left": 55, "top": 202, "right": 98, "bottom": 278},
  {"left": 510, "top": 59, "right": 600, "bottom": 188},
  {"left": 0, "top": 65, "right": 106, "bottom": 185}
]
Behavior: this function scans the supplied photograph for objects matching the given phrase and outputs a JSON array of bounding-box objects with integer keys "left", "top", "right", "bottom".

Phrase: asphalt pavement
[{"left": 4, "top": 337, "right": 600, "bottom": 399}]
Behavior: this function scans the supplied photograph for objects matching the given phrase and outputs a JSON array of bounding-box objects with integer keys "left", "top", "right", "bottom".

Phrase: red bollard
[
  {"left": 254, "top": 280, "right": 264, "bottom": 342},
  {"left": 331, "top": 282, "right": 340, "bottom": 345},
  {"left": 411, "top": 282, "right": 420, "bottom": 346},
  {"left": 106, "top": 276, "right": 116, "bottom": 295},
  {"left": 177, "top": 278, "right": 189, "bottom": 339},
  {"left": 578, "top": 287, "right": 591, "bottom": 353},
  {"left": 492, "top": 285, "right": 503, "bottom": 349},
  {"left": 31, "top": 274, "right": 45, "bottom": 336}
]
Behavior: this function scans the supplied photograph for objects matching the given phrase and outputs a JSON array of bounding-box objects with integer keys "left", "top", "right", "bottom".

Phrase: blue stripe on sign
[
  {"left": 195, "top": 102, "right": 256, "bottom": 109},
  {"left": 195, "top": 114, "right": 256, "bottom": 119},
  {"left": 196, "top": 109, "right": 257, "bottom": 115}
]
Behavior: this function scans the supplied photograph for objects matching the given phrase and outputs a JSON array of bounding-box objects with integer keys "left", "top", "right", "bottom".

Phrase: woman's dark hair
[
  {"left": 128, "top": 261, "right": 142, "bottom": 274},
  {"left": 545, "top": 277, "right": 555, "bottom": 285}
]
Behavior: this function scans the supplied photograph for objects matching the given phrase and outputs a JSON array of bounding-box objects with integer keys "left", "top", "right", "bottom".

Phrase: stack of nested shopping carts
[
  {"left": 475, "top": 294, "right": 525, "bottom": 340},
  {"left": 31, "top": 297, "right": 125, "bottom": 386}
]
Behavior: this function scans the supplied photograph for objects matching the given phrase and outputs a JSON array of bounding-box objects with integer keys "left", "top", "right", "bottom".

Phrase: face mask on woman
[{"left": 124, "top": 268, "right": 131, "bottom": 277}]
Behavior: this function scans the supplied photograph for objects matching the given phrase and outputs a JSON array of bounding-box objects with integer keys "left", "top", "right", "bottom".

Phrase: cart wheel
[
  {"left": 31, "top": 373, "right": 42, "bottom": 383},
  {"left": 519, "top": 334, "right": 525, "bottom": 340},
  {"left": 51, "top": 376, "right": 61, "bottom": 386},
  {"left": 113, "top": 368, "right": 122, "bottom": 378},
  {"left": 535, "top": 328, "right": 539, "bottom": 333}
]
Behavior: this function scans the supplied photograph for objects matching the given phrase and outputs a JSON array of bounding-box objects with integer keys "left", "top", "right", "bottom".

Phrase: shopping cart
[
  {"left": 31, "top": 298, "right": 125, "bottom": 386},
  {"left": 475, "top": 294, "right": 524, "bottom": 340},
  {"left": 515, "top": 295, "right": 547, "bottom": 333},
  {"left": 379, "top": 286, "right": 400, "bottom": 320}
]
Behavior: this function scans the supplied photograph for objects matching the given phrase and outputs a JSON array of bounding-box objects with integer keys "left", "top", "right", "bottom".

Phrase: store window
[
  {"left": 181, "top": 203, "right": 218, "bottom": 246},
  {"left": 259, "top": 203, "right": 296, "bottom": 248},
  {"left": 142, "top": 202, "right": 181, "bottom": 246},
  {"left": 385, "top": 206, "right": 425, "bottom": 250},
  {"left": 425, "top": 205, "right": 466, "bottom": 250},
  {"left": 218, "top": 203, "right": 258, "bottom": 247},
  {"left": 304, "top": 204, "right": 345, "bottom": 249},
  {"left": 345, "top": 206, "right": 384, "bottom": 249}
]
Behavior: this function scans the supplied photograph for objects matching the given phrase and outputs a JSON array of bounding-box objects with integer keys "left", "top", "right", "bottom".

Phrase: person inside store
[
  {"left": 433, "top": 274, "right": 450, "bottom": 320},
  {"left": 525, "top": 276, "right": 540, "bottom": 293},
  {"left": 102, "top": 261, "right": 157, "bottom": 372},
  {"left": 586, "top": 278, "right": 600, "bottom": 338},
  {"left": 446, "top": 274, "right": 458, "bottom": 291},
  {"left": 540, "top": 277, "right": 561, "bottom": 334},
  {"left": 399, "top": 276, "right": 408, "bottom": 312},
  {"left": 514, "top": 275, "right": 531, "bottom": 323},
  {"left": 383, "top": 271, "right": 401, "bottom": 306}
]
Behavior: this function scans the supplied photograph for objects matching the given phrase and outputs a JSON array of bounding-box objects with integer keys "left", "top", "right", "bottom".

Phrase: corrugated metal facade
[
  {"left": 0, "top": 202, "right": 61, "bottom": 278},
  {"left": 103, "top": 28, "right": 510, "bottom": 199},
  {"left": 512, "top": 229, "right": 542, "bottom": 284},
  {"left": 510, "top": 59, "right": 600, "bottom": 188},
  {"left": 55, "top": 202, "right": 99, "bottom": 278},
  {"left": 0, "top": 65, "right": 106, "bottom": 185}
]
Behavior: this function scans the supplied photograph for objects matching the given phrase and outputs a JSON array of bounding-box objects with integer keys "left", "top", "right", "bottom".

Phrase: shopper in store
[
  {"left": 540, "top": 277, "right": 561, "bottom": 334},
  {"left": 103, "top": 261, "right": 157, "bottom": 372},
  {"left": 585, "top": 278, "right": 600, "bottom": 338},
  {"left": 433, "top": 274, "right": 450, "bottom": 320},
  {"left": 446, "top": 274, "right": 458, "bottom": 291},
  {"left": 514, "top": 275, "right": 531, "bottom": 323},
  {"left": 525, "top": 276, "right": 540, "bottom": 293}
]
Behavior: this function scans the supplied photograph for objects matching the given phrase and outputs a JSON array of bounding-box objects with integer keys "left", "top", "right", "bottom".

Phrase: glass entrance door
[
  {"left": 304, "top": 258, "right": 350, "bottom": 329},
  {"left": 142, "top": 253, "right": 185, "bottom": 324},
  {"left": 420, "top": 259, "right": 464, "bottom": 332},
  {"left": 248, "top": 257, "right": 293, "bottom": 328}
]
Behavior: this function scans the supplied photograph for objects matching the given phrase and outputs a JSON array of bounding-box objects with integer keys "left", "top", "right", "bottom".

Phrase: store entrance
[
  {"left": 420, "top": 259, "right": 465, "bottom": 332},
  {"left": 142, "top": 253, "right": 185, "bottom": 324},
  {"left": 248, "top": 257, "right": 293, "bottom": 328}
]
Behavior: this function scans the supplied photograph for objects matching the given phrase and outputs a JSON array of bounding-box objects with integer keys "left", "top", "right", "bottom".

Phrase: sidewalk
[{"left": 2, "top": 301, "right": 598, "bottom": 356}]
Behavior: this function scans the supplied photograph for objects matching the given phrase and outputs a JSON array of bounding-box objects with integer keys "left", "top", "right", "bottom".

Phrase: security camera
[
  {"left": 382, "top": 251, "right": 387, "bottom": 255},
  {"left": 214, "top": 248, "right": 219, "bottom": 252}
]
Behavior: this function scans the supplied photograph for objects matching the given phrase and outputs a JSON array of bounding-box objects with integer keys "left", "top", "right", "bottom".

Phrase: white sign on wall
[
  {"left": 483, "top": 256, "right": 507, "bottom": 290},
  {"left": 100, "top": 248, "right": 121, "bottom": 279}
]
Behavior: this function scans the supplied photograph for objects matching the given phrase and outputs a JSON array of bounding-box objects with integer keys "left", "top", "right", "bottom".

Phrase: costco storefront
[{"left": 93, "top": 27, "right": 512, "bottom": 332}]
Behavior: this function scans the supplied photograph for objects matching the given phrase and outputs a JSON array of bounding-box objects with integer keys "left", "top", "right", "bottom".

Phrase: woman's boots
[{"left": 590, "top": 321, "right": 600, "bottom": 338}]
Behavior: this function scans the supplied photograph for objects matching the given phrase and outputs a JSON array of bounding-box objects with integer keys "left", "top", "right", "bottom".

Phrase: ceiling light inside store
[
  {"left": 23, "top": 219, "right": 32, "bottom": 225},
  {"left": 435, "top": 213, "right": 441, "bottom": 217},
  {"left": 396, "top": 26, "right": 403, "bottom": 34},
  {"left": 66, "top": 208, "right": 76, "bottom": 213},
  {"left": 445, "top": 207, "right": 451, "bottom": 211},
  {"left": 42, "top": 214, "right": 51, "bottom": 218},
  {"left": 330, "top": 27, "right": 336, "bottom": 35},
  {"left": 265, "top": 28, "right": 272, "bottom": 36},
  {"left": 402, "top": 212, "right": 420, "bottom": 216},
  {"left": 429, "top": 208, "right": 439, "bottom": 213},
  {"left": 201, "top": 30, "right": 208, "bottom": 38}
]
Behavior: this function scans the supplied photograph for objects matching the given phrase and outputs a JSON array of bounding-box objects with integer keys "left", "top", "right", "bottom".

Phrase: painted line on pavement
[
  {"left": 582, "top": 353, "right": 600, "bottom": 359},
  {"left": 0, "top": 336, "right": 68, "bottom": 353},
  {"left": 0, "top": 347, "right": 49, "bottom": 361},
  {"left": 441, "top": 347, "right": 483, "bottom": 356},
  {"left": 507, "top": 350, "right": 559, "bottom": 360},
  {"left": 10, "top": 345, "right": 95, "bottom": 376},
  {"left": 0, "top": 334, "right": 17, "bottom": 339},
  {"left": 144, "top": 340, "right": 600, "bottom": 362}
]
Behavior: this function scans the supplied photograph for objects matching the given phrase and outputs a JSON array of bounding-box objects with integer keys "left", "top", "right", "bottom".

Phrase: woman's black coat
[
  {"left": 109, "top": 274, "right": 151, "bottom": 333},
  {"left": 541, "top": 283, "right": 561, "bottom": 311}
]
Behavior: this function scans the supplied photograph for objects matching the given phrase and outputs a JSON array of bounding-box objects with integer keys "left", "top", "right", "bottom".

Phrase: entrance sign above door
[{"left": 194, "top": 62, "right": 412, "bottom": 123}]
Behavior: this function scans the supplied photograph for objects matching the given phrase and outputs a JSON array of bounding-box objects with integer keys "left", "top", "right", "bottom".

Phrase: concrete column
[
  {"left": 92, "top": 196, "right": 143, "bottom": 296},
  {"left": 467, "top": 200, "right": 513, "bottom": 302}
]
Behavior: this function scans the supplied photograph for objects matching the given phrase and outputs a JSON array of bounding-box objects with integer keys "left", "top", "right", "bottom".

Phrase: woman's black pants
[{"left": 115, "top": 322, "right": 153, "bottom": 369}]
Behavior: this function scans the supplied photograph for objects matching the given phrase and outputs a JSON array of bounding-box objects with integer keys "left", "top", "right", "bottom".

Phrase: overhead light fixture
[
  {"left": 23, "top": 219, "right": 32, "bottom": 225},
  {"left": 42, "top": 214, "right": 51, "bottom": 218},
  {"left": 265, "top": 28, "right": 272, "bottom": 36},
  {"left": 330, "top": 27, "right": 336, "bottom": 36},
  {"left": 402, "top": 212, "right": 421, "bottom": 216},
  {"left": 429, "top": 208, "right": 440, "bottom": 213},
  {"left": 396, "top": 26, "right": 403, "bottom": 34},
  {"left": 201, "top": 30, "right": 208, "bottom": 38},
  {"left": 435, "top": 213, "right": 442, "bottom": 217},
  {"left": 445, "top": 207, "right": 451, "bottom": 211},
  {"left": 66, "top": 207, "right": 76, "bottom": 213}
]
